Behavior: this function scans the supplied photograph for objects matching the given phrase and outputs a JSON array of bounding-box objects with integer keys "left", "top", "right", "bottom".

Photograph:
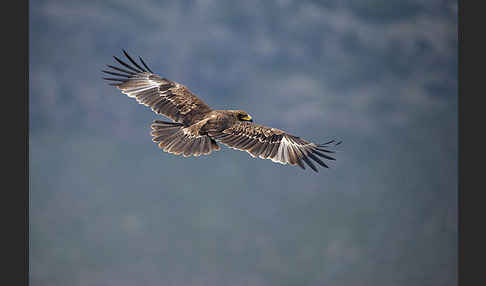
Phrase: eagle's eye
[{"left": 239, "top": 113, "right": 253, "bottom": 122}]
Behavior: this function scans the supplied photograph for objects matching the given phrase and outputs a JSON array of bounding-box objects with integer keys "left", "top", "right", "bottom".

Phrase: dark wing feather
[
  {"left": 103, "top": 50, "right": 213, "bottom": 126},
  {"left": 209, "top": 121, "right": 338, "bottom": 172}
]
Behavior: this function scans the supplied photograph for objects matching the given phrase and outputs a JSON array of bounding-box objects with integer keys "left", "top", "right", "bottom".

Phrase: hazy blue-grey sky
[{"left": 30, "top": 0, "right": 457, "bottom": 285}]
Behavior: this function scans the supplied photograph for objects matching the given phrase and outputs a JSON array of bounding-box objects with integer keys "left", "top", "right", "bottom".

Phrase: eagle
[{"left": 103, "top": 50, "right": 341, "bottom": 172}]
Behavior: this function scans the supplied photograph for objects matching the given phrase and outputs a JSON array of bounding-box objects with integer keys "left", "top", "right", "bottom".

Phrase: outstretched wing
[
  {"left": 209, "top": 121, "right": 340, "bottom": 172},
  {"left": 103, "top": 50, "right": 212, "bottom": 125}
]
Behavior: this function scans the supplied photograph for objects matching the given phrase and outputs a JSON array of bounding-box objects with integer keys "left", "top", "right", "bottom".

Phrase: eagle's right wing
[
  {"left": 209, "top": 121, "right": 340, "bottom": 172},
  {"left": 103, "top": 50, "right": 212, "bottom": 125}
]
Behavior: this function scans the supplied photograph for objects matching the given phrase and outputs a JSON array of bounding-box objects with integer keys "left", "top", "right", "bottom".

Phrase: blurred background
[{"left": 29, "top": 0, "right": 457, "bottom": 285}]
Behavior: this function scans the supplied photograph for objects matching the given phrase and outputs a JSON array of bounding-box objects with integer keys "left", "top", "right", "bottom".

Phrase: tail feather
[
  {"left": 150, "top": 120, "right": 219, "bottom": 157},
  {"left": 151, "top": 120, "right": 184, "bottom": 143}
]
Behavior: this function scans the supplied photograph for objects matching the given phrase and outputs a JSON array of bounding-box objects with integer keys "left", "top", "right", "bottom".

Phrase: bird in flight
[{"left": 103, "top": 50, "right": 341, "bottom": 172}]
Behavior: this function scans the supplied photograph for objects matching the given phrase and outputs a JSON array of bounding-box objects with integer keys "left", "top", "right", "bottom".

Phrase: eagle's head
[{"left": 230, "top": 110, "right": 253, "bottom": 122}]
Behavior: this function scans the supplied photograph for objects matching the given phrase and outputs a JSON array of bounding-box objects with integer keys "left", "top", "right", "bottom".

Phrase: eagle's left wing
[
  {"left": 103, "top": 50, "right": 213, "bottom": 125},
  {"left": 209, "top": 121, "right": 340, "bottom": 172}
]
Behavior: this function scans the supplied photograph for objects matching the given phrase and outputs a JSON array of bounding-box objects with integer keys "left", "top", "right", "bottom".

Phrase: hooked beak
[{"left": 241, "top": 114, "right": 253, "bottom": 122}]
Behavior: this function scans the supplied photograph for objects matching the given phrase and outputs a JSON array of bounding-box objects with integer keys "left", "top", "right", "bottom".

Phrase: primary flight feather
[{"left": 103, "top": 50, "right": 341, "bottom": 172}]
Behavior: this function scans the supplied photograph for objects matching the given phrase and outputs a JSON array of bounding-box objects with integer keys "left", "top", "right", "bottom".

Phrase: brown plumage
[{"left": 103, "top": 50, "right": 341, "bottom": 172}]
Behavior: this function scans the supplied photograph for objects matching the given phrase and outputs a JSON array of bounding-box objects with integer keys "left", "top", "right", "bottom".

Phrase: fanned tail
[{"left": 150, "top": 120, "right": 219, "bottom": 157}]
